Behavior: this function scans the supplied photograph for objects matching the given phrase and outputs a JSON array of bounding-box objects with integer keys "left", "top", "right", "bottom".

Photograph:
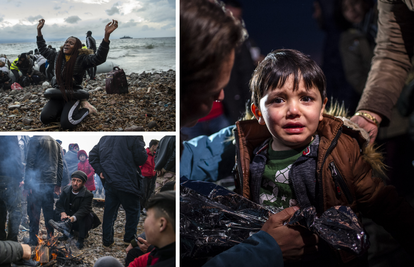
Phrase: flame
[{"left": 52, "top": 253, "right": 57, "bottom": 260}]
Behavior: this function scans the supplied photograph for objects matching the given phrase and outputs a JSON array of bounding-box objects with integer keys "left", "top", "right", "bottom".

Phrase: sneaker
[{"left": 48, "top": 219, "right": 72, "bottom": 237}]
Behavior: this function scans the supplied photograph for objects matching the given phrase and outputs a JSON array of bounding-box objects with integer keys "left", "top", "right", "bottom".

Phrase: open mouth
[{"left": 283, "top": 123, "right": 305, "bottom": 133}]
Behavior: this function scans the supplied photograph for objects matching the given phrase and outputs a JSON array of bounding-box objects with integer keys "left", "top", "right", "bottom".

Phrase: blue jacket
[
  {"left": 181, "top": 125, "right": 235, "bottom": 181},
  {"left": 202, "top": 231, "right": 283, "bottom": 267},
  {"left": 89, "top": 136, "right": 147, "bottom": 196}
]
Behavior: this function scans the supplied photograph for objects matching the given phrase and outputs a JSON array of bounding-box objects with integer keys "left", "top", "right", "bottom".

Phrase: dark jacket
[
  {"left": 55, "top": 185, "right": 99, "bottom": 228},
  {"left": 24, "top": 136, "right": 63, "bottom": 190},
  {"left": 0, "top": 136, "right": 23, "bottom": 187},
  {"left": 0, "top": 240, "right": 23, "bottom": 265},
  {"left": 86, "top": 35, "right": 97, "bottom": 53},
  {"left": 235, "top": 115, "right": 414, "bottom": 264},
  {"left": 89, "top": 136, "right": 148, "bottom": 196},
  {"left": 37, "top": 35, "right": 109, "bottom": 90},
  {"left": 154, "top": 136, "right": 175, "bottom": 173}
]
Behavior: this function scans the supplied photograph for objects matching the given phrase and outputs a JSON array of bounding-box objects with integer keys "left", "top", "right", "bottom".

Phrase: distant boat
[{"left": 120, "top": 36, "right": 133, "bottom": 39}]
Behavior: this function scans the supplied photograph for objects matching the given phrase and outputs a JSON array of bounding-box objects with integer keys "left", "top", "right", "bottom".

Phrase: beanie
[
  {"left": 71, "top": 170, "right": 87, "bottom": 183},
  {"left": 77, "top": 150, "right": 87, "bottom": 159}
]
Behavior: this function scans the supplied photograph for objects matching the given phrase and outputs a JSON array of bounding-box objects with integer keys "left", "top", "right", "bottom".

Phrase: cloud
[
  {"left": 26, "top": 15, "right": 43, "bottom": 23},
  {"left": 141, "top": 25, "right": 155, "bottom": 31},
  {"left": 64, "top": 16, "right": 81, "bottom": 24},
  {"left": 121, "top": 19, "right": 138, "bottom": 28},
  {"left": 0, "top": 15, "right": 4, "bottom": 23},
  {"left": 72, "top": 0, "right": 111, "bottom": 3},
  {"left": 106, "top": 5, "right": 120, "bottom": 16},
  {"left": 53, "top": 5, "right": 61, "bottom": 10}
]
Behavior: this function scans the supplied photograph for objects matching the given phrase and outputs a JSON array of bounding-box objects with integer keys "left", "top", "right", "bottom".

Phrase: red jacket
[
  {"left": 128, "top": 252, "right": 158, "bottom": 267},
  {"left": 140, "top": 148, "right": 156, "bottom": 177},
  {"left": 77, "top": 159, "right": 96, "bottom": 191}
]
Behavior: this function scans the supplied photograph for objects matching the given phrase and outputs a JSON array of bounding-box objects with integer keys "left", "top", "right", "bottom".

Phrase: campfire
[{"left": 33, "top": 235, "right": 84, "bottom": 266}]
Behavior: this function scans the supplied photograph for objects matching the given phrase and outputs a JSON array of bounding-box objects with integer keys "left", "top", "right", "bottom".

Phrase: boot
[
  {"left": 48, "top": 219, "right": 72, "bottom": 237},
  {"left": 76, "top": 238, "right": 84, "bottom": 249}
]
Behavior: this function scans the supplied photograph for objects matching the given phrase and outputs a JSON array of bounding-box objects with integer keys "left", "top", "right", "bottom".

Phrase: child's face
[
  {"left": 79, "top": 154, "right": 86, "bottom": 162},
  {"left": 255, "top": 75, "right": 327, "bottom": 151}
]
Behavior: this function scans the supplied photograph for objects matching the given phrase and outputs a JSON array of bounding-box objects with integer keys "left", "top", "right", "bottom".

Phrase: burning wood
[{"left": 33, "top": 235, "right": 84, "bottom": 266}]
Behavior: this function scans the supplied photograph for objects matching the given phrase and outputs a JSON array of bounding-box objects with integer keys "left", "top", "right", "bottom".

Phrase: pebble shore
[{"left": 0, "top": 70, "right": 176, "bottom": 131}]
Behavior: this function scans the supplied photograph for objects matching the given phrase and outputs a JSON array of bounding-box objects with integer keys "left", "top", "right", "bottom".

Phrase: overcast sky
[{"left": 0, "top": 0, "right": 176, "bottom": 43}]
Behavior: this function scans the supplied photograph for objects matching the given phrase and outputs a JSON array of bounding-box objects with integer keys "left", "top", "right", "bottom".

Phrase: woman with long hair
[{"left": 36, "top": 18, "right": 118, "bottom": 129}]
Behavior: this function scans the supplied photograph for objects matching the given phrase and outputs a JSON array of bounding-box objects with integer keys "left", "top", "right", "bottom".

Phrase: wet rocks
[{"left": 0, "top": 70, "right": 176, "bottom": 131}]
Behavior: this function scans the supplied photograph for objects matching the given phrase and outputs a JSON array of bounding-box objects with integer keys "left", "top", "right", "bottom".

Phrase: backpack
[
  {"left": 19, "top": 76, "right": 30, "bottom": 87},
  {"left": 105, "top": 67, "right": 128, "bottom": 94}
]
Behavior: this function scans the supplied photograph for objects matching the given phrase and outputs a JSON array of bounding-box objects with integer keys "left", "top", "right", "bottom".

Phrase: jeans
[
  {"left": 27, "top": 185, "right": 54, "bottom": 244},
  {"left": 0, "top": 185, "right": 22, "bottom": 242},
  {"left": 102, "top": 183, "right": 140, "bottom": 245}
]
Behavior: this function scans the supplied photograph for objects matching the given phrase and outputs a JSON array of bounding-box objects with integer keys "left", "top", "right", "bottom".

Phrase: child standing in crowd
[
  {"left": 234, "top": 49, "right": 414, "bottom": 265},
  {"left": 77, "top": 150, "right": 96, "bottom": 192}
]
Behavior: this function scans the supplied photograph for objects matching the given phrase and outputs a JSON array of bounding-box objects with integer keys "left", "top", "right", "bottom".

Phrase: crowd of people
[
  {"left": 180, "top": 0, "right": 414, "bottom": 266},
  {"left": 0, "top": 135, "right": 176, "bottom": 267}
]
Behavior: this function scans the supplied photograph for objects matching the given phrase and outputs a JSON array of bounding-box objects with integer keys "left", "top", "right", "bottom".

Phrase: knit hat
[
  {"left": 71, "top": 170, "right": 87, "bottom": 183},
  {"left": 69, "top": 143, "right": 79, "bottom": 151},
  {"left": 77, "top": 150, "right": 87, "bottom": 159}
]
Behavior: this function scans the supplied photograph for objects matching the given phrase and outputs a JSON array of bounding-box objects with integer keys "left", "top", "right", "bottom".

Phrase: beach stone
[
  {"left": 23, "top": 118, "right": 33, "bottom": 125},
  {"left": 42, "top": 82, "right": 50, "bottom": 89},
  {"left": 8, "top": 104, "right": 21, "bottom": 110},
  {"left": 147, "top": 121, "right": 157, "bottom": 129},
  {"left": 125, "top": 125, "right": 144, "bottom": 131}
]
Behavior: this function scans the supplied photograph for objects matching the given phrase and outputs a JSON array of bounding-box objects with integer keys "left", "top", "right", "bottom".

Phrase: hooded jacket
[
  {"left": 37, "top": 35, "right": 109, "bottom": 90},
  {"left": 77, "top": 150, "right": 96, "bottom": 192},
  {"left": 24, "top": 136, "right": 63, "bottom": 190},
  {"left": 64, "top": 145, "right": 79, "bottom": 177},
  {"left": 234, "top": 114, "right": 414, "bottom": 264},
  {"left": 140, "top": 148, "right": 156, "bottom": 177},
  {"left": 89, "top": 136, "right": 147, "bottom": 196}
]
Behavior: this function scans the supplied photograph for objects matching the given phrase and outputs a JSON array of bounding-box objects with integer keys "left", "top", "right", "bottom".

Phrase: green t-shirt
[{"left": 259, "top": 140, "right": 309, "bottom": 211}]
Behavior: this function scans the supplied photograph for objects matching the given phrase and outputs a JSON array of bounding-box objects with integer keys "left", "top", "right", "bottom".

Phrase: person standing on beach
[
  {"left": 36, "top": 18, "right": 118, "bottom": 129},
  {"left": 86, "top": 31, "right": 97, "bottom": 80}
]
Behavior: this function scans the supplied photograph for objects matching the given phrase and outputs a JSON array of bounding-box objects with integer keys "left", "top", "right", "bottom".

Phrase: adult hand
[
  {"left": 100, "top": 173, "right": 105, "bottom": 179},
  {"left": 350, "top": 110, "right": 382, "bottom": 144},
  {"left": 137, "top": 237, "right": 150, "bottom": 253},
  {"left": 37, "top": 19, "right": 45, "bottom": 36},
  {"left": 54, "top": 186, "right": 61, "bottom": 196},
  {"left": 21, "top": 244, "right": 31, "bottom": 260},
  {"left": 104, "top": 20, "right": 118, "bottom": 42},
  {"left": 126, "top": 243, "right": 133, "bottom": 253},
  {"left": 261, "top": 206, "right": 319, "bottom": 262},
  {"left": 61, "top": 212, "right": 69, "bottom": 221}
]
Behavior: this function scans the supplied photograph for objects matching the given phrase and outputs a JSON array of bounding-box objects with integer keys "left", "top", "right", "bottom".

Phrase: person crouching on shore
[{"left": 36, "top": 18, "right": 118, "bottom": 129}]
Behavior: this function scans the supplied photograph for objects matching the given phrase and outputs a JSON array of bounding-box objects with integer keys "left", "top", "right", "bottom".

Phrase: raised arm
[
  {"left": 37, "top": 19, "right": 45, "bottom": 37},
  {"left": 104, "top": 19, "right": 118, "bottom": 43}
]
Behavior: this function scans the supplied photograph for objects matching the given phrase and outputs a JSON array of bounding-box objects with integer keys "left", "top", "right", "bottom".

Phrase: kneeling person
[{"left": 49, "top": 170, "right": 100, "bottom": 249}]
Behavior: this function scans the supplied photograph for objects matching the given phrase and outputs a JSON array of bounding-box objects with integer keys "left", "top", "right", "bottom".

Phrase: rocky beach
[{"left": 0, "top": 70, "right": 176, "bottom": 131}]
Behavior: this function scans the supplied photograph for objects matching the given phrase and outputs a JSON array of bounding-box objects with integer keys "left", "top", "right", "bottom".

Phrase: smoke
[{"left": 0, "top": 136, "right": 24, "bottom": 188}]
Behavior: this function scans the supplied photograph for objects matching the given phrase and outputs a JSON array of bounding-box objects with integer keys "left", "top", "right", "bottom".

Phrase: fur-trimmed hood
[{"left": 324, "top": 103, "right": 386, "bottom": 177}]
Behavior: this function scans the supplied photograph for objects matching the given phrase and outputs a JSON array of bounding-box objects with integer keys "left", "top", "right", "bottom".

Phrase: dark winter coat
[
  {"left": 55, "top": 185, "right": 99, "bottom": 228},
  {"left": 89, "top": 136, "right": 147, "bottom": 196},
  {"left": 0, "top": 240, "right": 23, "bottom": 265},
  {"left": 154, "top": 136, "right": 175, "bottom": 172},
  {"left": 24, "top": 136, "right": 63, "bottom": 190},
  {"left": 86, "top": 35, "right": 97, "bottom": 53},
  {"left": 0, "top": 136, "right": 23, "bottom": 187},
  {"left": 37, "top": 35, "right": 109, "bottom": 90},
  {"left": 235, "top": 114, "right": 414, "bottom": 264}
]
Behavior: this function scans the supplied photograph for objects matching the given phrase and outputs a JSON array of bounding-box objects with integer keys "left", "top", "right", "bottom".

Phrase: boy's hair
[
  {"left": 149, "top": 139, "right": 159, "bottom": 148},
  {"left": 147, "top": 190, "right": 175, "bottom": 232},
  {"left": 250, "top": 49, "right": 327, "bottom": 108},
  {"left": 180, "top": 0, "right": 245, "bottom": 98}
]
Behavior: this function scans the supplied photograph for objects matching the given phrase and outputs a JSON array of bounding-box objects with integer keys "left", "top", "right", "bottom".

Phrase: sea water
[{"left": 0, "top": 37, "right": 176, "bottom": 75}]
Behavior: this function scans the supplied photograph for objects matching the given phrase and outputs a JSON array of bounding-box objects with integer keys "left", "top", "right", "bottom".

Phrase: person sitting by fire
[{"left": 49, "top": 170, "right": 101, "bottom": 249}]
